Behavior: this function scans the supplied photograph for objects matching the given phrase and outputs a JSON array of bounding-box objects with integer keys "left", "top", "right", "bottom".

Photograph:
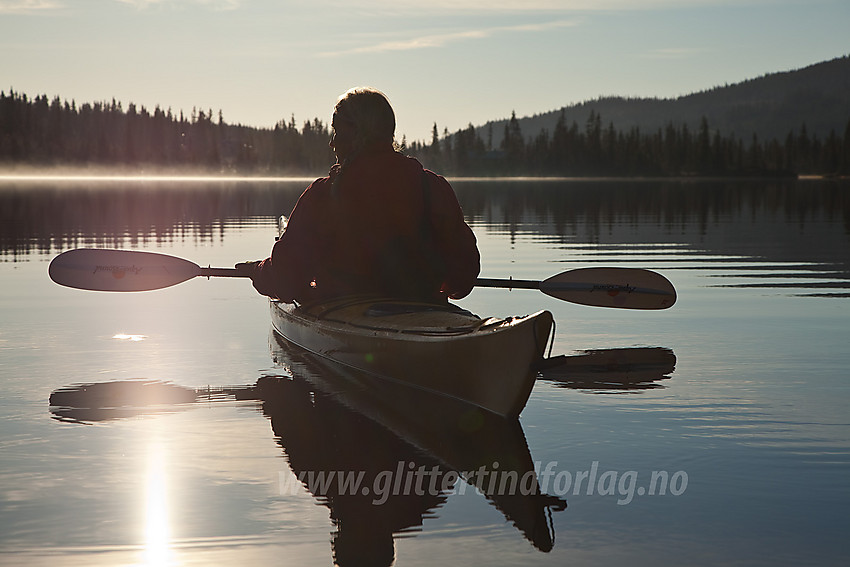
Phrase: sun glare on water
[
  {"left": 113, "top": 333, "right": 147, "bottom": 342},
  {"left": 143, "top": 441, "right": 174, "bottom": 566}
]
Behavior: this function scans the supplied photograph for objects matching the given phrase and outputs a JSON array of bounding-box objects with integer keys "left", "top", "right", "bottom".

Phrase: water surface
[{"left": 1, "top": 176, "right": 848, "bottom": 566}]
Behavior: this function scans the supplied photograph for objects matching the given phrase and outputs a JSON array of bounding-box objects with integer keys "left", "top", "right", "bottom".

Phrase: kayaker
[{"left": 238, "top": 87, "right": 480, "bottom": 304}]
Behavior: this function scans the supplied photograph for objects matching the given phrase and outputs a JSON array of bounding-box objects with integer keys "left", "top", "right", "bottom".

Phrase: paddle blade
[
  {"left": 540, "top": 267, "right": 676, "bottom": 310},
  {"left": 49, "top": 248, "right": 202, "bottom": 292}
]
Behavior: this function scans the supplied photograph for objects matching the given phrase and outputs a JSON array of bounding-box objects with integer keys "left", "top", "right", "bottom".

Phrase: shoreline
[{"left": 1, "top": 166, "right": 846, "bottom": 184}]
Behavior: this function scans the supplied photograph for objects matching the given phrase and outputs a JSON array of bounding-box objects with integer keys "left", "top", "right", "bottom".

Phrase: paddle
[
  {"left": 48, "top": 248, "right": 676, "bottom": 309},
  {"left": 476, "top": 268, "right": 676, "bottom": 310},
  {"left": 48, "top": 248, "right": 243, "bottom": 292}
]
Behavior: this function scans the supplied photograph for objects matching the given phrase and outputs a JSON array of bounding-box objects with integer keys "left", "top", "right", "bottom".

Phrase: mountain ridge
[{"left": 475, "top": 55, "right": 850, "bottom": 147}]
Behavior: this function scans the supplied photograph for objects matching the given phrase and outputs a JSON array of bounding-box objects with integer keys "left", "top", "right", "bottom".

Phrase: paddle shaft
[
  {"left": 194, "top": 267, "right": 676, "bottom": 309},
  {"left": 199, "top": 267, "right": 244, "bottom": 278},
  {"left": 204, "top": 273, "right": 665, "bottom": 297},
  {"left": 476, "top": 277, "right": 540, "bottom": 290},
  {"left": 200, "top": 272, "right": 555, "bottom": 291},
  {"left": 208, "top": 273, "right": 549, "bottom": 290},
  {"left": 196, "top": 273, "right": 668, "bottom": 300}
]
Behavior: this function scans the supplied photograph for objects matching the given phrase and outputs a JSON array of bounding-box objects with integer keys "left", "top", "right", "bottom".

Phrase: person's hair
[{"left": 334, "top": 87, "right": 397, "bottom": 152}]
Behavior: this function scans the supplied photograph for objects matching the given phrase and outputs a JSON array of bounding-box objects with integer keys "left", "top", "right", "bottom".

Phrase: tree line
[
  {"left": 0, "top": 90, "right": 333, "bottom": 173},
  {"left": 413, "top": 110, "right": 850, "bottom": 177},
  {"left": 2, "top": 90, "right": 848, "bottom": 177}
]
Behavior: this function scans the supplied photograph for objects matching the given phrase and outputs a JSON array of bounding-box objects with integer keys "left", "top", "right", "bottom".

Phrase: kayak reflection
[
  {"left": 265, "top": 332, "right": 567, "bottom": 565},
  {"left": 260, "top": 372, "right": 445, "bottom": 566}
]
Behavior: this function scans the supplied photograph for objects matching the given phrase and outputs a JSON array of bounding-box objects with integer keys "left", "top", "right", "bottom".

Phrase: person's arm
[
  {"left": 426, "top": 172, "right": 480, "bottom": 299},
  {"left": 239, "top": 180, "right": 326, "bottom": 302}
]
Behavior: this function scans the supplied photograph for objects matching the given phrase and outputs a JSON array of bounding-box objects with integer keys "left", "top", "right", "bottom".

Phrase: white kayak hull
[{"left": 270, "top": 297, "right": 554, "bottom": 417}]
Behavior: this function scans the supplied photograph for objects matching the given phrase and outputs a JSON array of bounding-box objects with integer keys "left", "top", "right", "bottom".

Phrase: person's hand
[
  {"left": 235, "top": 260, "right": 278, "bottom": 299},
  {"left": 234, "top": 260, "right": 262, "bottom": 278}
]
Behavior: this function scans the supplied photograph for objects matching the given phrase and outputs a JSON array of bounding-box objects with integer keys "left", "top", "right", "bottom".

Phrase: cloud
[
  {"left": 113, "top": 0, "right": 240, "bottom": 10},
  {"left": 317, "top": 19, "right": 579, "bottom": 58},
  {"left": 113, "top": 0, "right": 165, "bottom": 6},
  {"left": 320, "top": 0, "right": 751, "bottom": 12},
  {"left": 0, "top": 0, "right": 62, "bottom": 14},
  {"left": 199, "top": 0, "right": 240, "bottom": 8}
]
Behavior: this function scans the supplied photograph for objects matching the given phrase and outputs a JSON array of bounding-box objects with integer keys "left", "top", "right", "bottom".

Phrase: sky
[{"left": 1, "top": 0, "right": 849, "bottom": 143}]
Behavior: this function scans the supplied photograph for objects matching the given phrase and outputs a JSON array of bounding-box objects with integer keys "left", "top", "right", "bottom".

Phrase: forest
[{"left": 1, "top": 89, "right": 848, "bottom": 177}]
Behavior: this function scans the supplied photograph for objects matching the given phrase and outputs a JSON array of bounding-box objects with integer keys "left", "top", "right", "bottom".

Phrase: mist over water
[{"left": 1, "top": 176, "right": 848, "bottom": 566}]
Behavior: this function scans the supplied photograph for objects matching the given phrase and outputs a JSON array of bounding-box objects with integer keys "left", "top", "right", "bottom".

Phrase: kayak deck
[{"left": 270, "top": 296, "right": 554, "bottom": 417}]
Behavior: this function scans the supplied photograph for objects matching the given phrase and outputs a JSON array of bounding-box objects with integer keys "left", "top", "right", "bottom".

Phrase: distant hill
[{"left": 479, "top": 55, "right": 850, "bottom": 147}]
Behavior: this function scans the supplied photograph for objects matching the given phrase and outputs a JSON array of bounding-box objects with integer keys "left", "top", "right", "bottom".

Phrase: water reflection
[
  {"left": 261, "top": 372, "right": 448, "bottom": 566},
  {"left": 47, "top": 339, "right": 569, "bottom": 565},
  {"left": 2, "top": 178, "right": 847, "bottom": 254},
  {"left": 0, "top": 178, "right": 305, "bottom": 256},
  {"left": 264, "top": 334, "right": 567, "bottom": 564},
  {"left": 47, "top": 345, "right": 677, "bottom": 424},
  {"left": 452, "top": 177, "right": 850, "bottom": 244},
  {"left": 454, "top": 178, "right": 850, "bottom": 296},
  {"left": 539, "top": 347, "right": 676, "bottom": 391},
  {"left": 143, "top": 440, "right": 173, "bottom": 566},
  {"left": 49, "top": 379, "right": 203, "bottom": 423}
]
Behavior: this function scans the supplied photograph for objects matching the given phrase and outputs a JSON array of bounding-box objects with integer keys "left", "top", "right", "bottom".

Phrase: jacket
[{"left": 250, "top": 148, "right": 480, "bottom": 303}]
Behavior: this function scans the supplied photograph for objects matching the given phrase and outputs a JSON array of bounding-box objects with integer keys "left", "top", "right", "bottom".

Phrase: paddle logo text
[
  {"left": 93, "top": 264, "right": 143, "bottom": 278},
  {"left": 279, "top": 461, "right": 688, "bottom": 506},
  {"left": 591, "top": 283, "right": 635, "bottom": 296}
]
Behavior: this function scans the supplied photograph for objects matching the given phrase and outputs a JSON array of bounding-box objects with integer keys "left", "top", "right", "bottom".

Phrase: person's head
[{"left": 330, "top": 87, "right": 396, "bottom": 161}]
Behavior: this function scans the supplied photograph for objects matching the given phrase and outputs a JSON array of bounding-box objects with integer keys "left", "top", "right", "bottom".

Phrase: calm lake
[{"left": 1, "top": 176, "right": 848, "bottom": 566}]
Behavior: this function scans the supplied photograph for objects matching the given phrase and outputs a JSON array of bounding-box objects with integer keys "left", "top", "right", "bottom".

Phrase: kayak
[{"left": 270, "top": 296, "right": 554, "bottom": 417}]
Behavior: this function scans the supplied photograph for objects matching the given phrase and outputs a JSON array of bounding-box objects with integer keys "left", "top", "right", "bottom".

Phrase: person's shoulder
[
  {"left": 308, "top": 169, "right": 334, "bottom": 188},
  {"left": 289, "top": 174, "right": 333, "bottom": 212},
  {"left": 382, "top": 151, "right": 452, "bottom": 192},
  {"left": 302, "top": 171, "right": 334, "bottom": 194},
  {"left": 419, "top": 166, "right": 462, "bottom": 212},
  {"left": 421, "top": 166, "right": 452, "bottom": 191}
]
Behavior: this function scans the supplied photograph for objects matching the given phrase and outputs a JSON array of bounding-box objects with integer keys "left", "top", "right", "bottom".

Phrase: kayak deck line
[
  {"left": 293, "top": 295, "right": 503, "bottom": 336},
  {"left": 299, "top": 295, "right": 473, "bottom": 319},
  {"left": 327, "top": 319, "right": 486, "bottom": 337}
]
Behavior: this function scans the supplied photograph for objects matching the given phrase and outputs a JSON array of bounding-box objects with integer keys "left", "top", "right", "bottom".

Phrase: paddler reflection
[
  {"left": 260, "top": 374, "right": 446, "bottom": 565},
  {"left": 263, "top": 334, "right": 566, "bottom": 566}
]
